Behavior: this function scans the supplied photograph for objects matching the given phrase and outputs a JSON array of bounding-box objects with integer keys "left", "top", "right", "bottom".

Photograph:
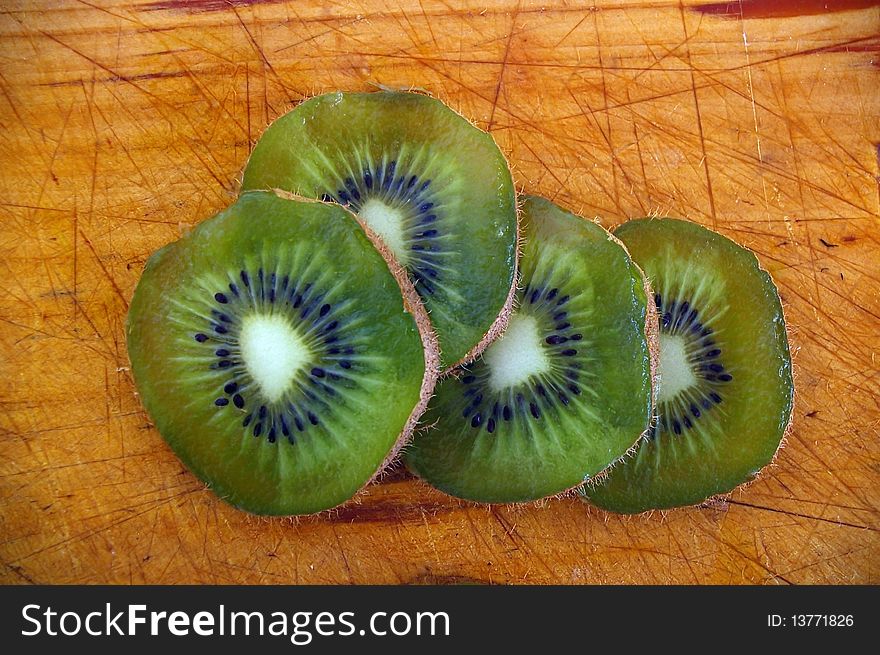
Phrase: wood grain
[{"left": 1, "top": 0, "right": 878, "bottom": 584}]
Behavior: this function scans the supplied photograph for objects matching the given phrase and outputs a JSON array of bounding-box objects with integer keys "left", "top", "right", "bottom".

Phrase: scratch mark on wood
[
  {"left": 728, "top": 499, "right": 877, "bottom": 531},
  {"left": 79, "top": 230, "right": 129, "bottom": 308},
  {"left": 487, "top": 2, "right": 519, "bottom": 131},
  {"left": 229, "top": 4, "right": 297, "bottom": 103},
  {"left": 679, "top": 1, "right": 718, "bottom": 228}
]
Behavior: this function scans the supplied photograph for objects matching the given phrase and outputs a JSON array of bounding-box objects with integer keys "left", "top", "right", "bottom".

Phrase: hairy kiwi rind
[
  {"left": 608, "top": 229, "right": 662, "bottom": 409},
  {"left": 127, "top": 190, "right": 440, "bottom": 516},
  {"left": 402, "top": 90, "right": 520, "bottom": 374},
  {"left": 240, "top": 90, "right": 519, "bottom": 372},
  {"left": 265, "top": 191, "right": 443, "bottom": 505},
  {"left": 448, "top": 200, "right": 520, "bottom": 375},
  {"left": 581, "top": 217, "right": 794, "bottom": 515},
  {"left": 313, "top": 195, "right": 442, "bottom": 479}
]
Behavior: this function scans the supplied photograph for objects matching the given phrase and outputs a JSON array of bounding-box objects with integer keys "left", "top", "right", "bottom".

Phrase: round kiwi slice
[
  {"left": 404, "top": 196, "right": 656, "bottom": 503},
  {"left": 240, "top": 91, "right": 518, "bottom": 369},
  {"left": 584, "top": 218, "right": 794, "bottom": 514},
  {"left": 126, "top": 191, "right": 437, "bottom": 516}
]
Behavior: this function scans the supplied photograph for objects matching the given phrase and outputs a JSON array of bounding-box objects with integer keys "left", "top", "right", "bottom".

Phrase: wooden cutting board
[{"left": 1, "top": 0, "right": 878, "bottom": 585}]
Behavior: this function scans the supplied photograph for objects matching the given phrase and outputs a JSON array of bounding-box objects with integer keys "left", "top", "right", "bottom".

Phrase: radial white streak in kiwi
[
  {"left": 654, "top": 253, "right": 728, "bottom": 329},
  {"left": 239, "top": 314, "right": 311, "bottom": 403},
  {"left": 485, "top": 314, "right": 550, "bottom": 393},
  {"left": 657, "top": 333, "right": 697, "bottom": 404},
  {"left": 357, "top": 198, "right": 409, "bottom": 264}
]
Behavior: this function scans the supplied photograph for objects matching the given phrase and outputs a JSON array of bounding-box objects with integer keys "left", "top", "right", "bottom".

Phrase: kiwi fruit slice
[
  {"left": 584, "top": 218, "right": 794, "bottom": 514},
  {"left": 126, "top": 191, "right": 437, "bottom": 515},
  {"left": 404, "top": 196, "right": 656, "bottom": 503},
  {"left": 240, "top": 91, "right": 518, "bottom": 369}
]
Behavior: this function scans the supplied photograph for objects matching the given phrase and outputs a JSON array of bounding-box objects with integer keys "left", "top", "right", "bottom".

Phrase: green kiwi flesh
[
  {"left": 405, "top": 196, "right": 655, "bottom": 503},
  {"left": 241, "top": 91, "right": 518, "bottom": 369},
  {"left": 584, "top": 218, "right": 794, "bottom": 514},
  {"left": 126, "top": 191, "right": 432, "bottom": 515}
]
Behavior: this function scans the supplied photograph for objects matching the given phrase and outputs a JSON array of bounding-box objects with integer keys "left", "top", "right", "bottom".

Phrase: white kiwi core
[
  {"left": 485, "top": 314, "right": 551, "bottom": 393},
  {"left": 239, "top": 314, "right": 311, "bottom": 403},
  {"left": 657, "top": 333, "right": 697, "bottom": 403},
  {"left": 358, "top": 198, "right": 409, "bottom": 263}
]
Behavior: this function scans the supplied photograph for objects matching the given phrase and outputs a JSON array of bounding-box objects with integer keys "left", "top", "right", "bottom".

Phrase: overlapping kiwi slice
[
  {"left": 404, "top": 196, "right": 657, "bottom": 503},
  {"left": 240, "top": 91, "right": 518, "bottom": 369},
  {"left": 126, "top": 191, "right": 437, "bottom": 515},
  {"left": 584, "top": 218, "right": 793, "bottom": 514}
]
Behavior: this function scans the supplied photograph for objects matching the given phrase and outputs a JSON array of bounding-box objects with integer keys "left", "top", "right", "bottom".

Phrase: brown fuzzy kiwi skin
[
  {"left": 445, "top": 190, "right": 521, "bottom": 375},
  {"left": 544, "top": 227, "right": 660, "bottom": 503},
  {"left": 234, "top": 189, "right": 441, "bottom": 517},
  {"left": 577, "top": 273, "right": 658, "bottom": 504},
  {"left": 423, "top": 92, "right": 521, "bottom": 374},
  {"left": 579, "top": 218, "right": 797, "bottom": 516},
  {"left": 607, "top": 228, "right": 661, "bottom": 411},
  {"left": 354, "top": 218, "right": 442, "bottom": 477}
]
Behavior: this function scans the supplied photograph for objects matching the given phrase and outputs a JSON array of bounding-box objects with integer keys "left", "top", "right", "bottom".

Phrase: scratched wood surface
[{"left": 1, "top": 0, "right": 878, "bottom": 585}]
